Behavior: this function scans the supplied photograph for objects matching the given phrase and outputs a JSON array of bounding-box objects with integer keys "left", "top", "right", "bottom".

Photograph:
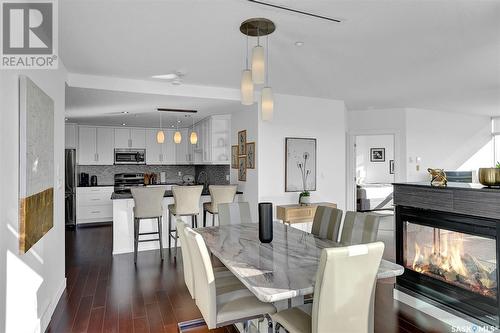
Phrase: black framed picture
[
  {"left": 285, "top": 137, "right": 317, "bottom": 192},
  {"left": 370, "top": 148, "right": 385, "bottom": 162},
  {"left": 389, "top": 160, "right": 395, "bottom": 174}
]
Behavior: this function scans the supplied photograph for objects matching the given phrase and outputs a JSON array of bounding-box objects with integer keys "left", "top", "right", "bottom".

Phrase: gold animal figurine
[{"left": 428, "top": 168, "right": 447, "bottom": 187}]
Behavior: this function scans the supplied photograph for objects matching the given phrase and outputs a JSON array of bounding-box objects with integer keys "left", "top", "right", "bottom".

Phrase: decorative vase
[
  {"left": 258, "top": 202, "right": 273, "bottom": 243},
  {"left": 479, "top": 168, "right": 500, "bottom": 187},
  {"left": 299, "top": 195, "right": 311, "bottom": 205}
]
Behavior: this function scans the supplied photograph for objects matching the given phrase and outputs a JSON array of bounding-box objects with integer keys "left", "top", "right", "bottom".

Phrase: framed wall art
[
  {"left": 370, "top": 148, "right": 385, "bottom": 162},
  {"left": 285, "top": 138, "right": 317, "bottom": 192},
  {"left": 231, "top": 145, "right": 238, "bottom": 169},
  {"left": 238, "top": 130, "right": 247, "bottom": 155},
  {"left": 238, "top": 156, "right": 247, "bottom": 181},
  {"left": 246, "top": 142, "right": 255, "bottom": 169}
]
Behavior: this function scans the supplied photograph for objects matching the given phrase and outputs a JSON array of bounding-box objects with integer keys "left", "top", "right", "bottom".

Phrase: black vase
[{"left": 258, "top": 202, "right": 273, "bottom": 243}]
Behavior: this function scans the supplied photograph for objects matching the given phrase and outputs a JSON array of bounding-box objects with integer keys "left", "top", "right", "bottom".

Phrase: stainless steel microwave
[{"left": 114, "top": 149, "right": 146, "bottom": 164}]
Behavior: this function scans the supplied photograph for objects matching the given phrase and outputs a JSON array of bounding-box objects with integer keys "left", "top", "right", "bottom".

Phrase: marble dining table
[{"left": 197, "top": 222, "right": 405, "bottom": 303}]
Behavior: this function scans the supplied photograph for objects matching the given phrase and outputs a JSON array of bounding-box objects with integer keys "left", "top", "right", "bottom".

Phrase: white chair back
[
  {"left": 184, "top": 226, "right": 217, "bottom": 328},
  {"left": 209, "top": 185, "right": 237, "bottom": 213},
  {"left": 312, "top": 242, "right": 384, "bottom": 333},
  {"left": 176, "top": 219, "right": 194, "bottom": 298},
  {"left": 130, "top": 186, "right": 166, "bottom": 218},
  {"left": 218, "top": 202, "right": 252, "bottom": 225},
  {"left": 172, "top": 185, "right": 203, "bottom": 215}
]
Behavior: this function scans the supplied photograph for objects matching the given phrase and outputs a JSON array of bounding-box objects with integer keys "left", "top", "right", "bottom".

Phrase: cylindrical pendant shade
[
  {"left": 258, "top": 202, "right": 273, "bottom": 243},
  {"left": 174, "top": 131, "right": 182, "bottom": 144},
  {"left": 156, "top": 130, "right": 165, "bottom": 143},
  {"left": 251, "top": 45, "right": 265, "bottom": 84},
  {"left": 190, "top": 131, "right": 198, "bottom": 145},
  {"left": 241, "top": 70, "right": 254, "bottom": 105},
  {"left": 261, "top": 87, "right": 274, "bottom": 121}
]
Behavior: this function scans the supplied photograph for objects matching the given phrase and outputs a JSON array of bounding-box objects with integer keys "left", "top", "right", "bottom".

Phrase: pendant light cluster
[
  {"left": 240, "top": 18, "right": 275, "bottom": 121},
  {"left": 156, "top": 110, "right": 198, "bottom": 145}
]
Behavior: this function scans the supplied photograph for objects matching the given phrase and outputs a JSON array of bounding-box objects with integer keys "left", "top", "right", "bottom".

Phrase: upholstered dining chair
[
  {"left": 168, "top": 185, "right": 203, "bottom": 250},
  {"left": 130, "top": 186, "right": 166, "bottom": 264},
  {"left": 272, "top": 242, "right": 385, "bottom": 333},
  {"left": 177, "top": 220, "right": 241, "bottom": 299},
  {"left": 340, "top": 211, "right": 381, "bottom": 245},
  {"left": 184, "top": 226, "right": 276, "bottom": 331},
  {"left": 203, "top": 185, "right": 238, "bottom": 227},
  {"left": 310, "top": 206, "right": 343, "bottom": 242},
  {"left": 218, "top": 202, "right": 253, "bottom": 225}
]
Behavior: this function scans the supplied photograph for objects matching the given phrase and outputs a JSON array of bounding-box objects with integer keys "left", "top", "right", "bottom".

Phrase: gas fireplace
[{"left": 396, "top": 206, "right": 500, "bottom": 326}]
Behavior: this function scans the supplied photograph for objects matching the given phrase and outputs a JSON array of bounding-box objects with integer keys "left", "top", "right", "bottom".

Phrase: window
[{"left": 493, "top": 118, "right": 500, "bottom": 165}]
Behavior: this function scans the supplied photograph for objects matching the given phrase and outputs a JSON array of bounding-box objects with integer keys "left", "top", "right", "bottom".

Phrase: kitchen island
[{"left": 111, "top": 188, "right": 242, "bottom": 255}]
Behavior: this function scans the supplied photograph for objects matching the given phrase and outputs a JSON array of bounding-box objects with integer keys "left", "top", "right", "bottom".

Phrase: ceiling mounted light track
[
  {"left": 247, "top": 0, "right": 343, "bottom": 23},
  {"left": 156, "top": 108, "right": 198, "bottom": 113}
]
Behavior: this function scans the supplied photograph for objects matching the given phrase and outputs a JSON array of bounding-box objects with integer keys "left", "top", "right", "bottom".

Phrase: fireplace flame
[{"left": 410, "top": 231, "right": 496, "bottom": 298}]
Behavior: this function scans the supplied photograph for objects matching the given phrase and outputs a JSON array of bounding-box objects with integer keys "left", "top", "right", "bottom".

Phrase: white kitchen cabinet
[
  {"left": 77, "top": 186, "right": 114, "bottom": 224},
  {"left": 114, "top": 128, "right": 146, "bottom": 149},
  {"left": 78, "top": 126, "right": 114, "bottom": 165},
  {"left": 78, "top": 126, "right": 97, "bottom": 165},
  {"left": 163, "top": 129, "right": 177, "bottom": 164},
  {"left": 145, "top": 129, "right": 163, "bottom": 164},
  {"left": 130, "top": 128, "right": 146, "bottom": 148},
  {"left": 65, "top": 123, "right": 78, "bottom": 148},
  {"left": 176, "top": 128, "right": 189, "bottom": 163},
  {"left": 210, "top": 115, "right": 231, "bottom": 164},
  {"left": 96, "top": 127, "right": 114, "bottom": 165}
]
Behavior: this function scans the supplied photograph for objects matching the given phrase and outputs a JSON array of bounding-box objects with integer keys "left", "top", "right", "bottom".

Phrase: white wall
[
  {"left": 405, "top": 108, "right": 492, "bottom": 181},
  {"left": 230, "top": 107, "right": 259, "bottom": 220},
  {"left": 356, "top": 134, "right": 395, "bottom": 184},
  {"left": 258, "top": 94, "right": 347, "bottom": 212},
  {"left": 0, "top": 66, "right": 67, "bottom": 333}
]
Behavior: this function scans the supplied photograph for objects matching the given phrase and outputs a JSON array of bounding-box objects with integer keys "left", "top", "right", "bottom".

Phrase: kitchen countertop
[
  {"left": 111, "top": 189, "right": 243, "bottom": 200},
  {"left": 77, "top": 184, "right": 114, "bottom": 188}
]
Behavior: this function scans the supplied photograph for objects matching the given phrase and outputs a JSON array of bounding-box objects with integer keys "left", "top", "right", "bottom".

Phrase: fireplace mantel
[{"left": 393, "top": 182, "right": 500, "bottom": 220}]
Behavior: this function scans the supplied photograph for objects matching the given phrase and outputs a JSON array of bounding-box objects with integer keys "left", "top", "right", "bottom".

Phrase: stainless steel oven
[{"left": 114, "top": 148, "right": 146, "bottom": 164}]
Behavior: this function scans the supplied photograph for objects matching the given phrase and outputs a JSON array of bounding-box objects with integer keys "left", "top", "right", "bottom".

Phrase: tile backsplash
[{"left": 77, "top": 164, "right": 230, "bottom": 186}]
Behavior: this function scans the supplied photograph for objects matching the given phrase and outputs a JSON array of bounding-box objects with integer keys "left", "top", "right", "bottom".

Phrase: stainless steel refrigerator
[{"left": 65, "top": 149, "right": 77, "bottom": 227}]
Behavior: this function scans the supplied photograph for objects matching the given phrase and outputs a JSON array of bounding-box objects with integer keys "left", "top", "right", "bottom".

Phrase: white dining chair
[
  {"left": 130, "top": 186, "right": 166, "bottom": 264},
  {"left": 340, "top": 211, "right": 381, "bottom": 245},
  {"left": 203, "top": 185, "right": 238, "bottom": 227},
  {"left": 184, "top": 226, "right": 276, "bottom": 331},
  {"left": 218, "top": 202, "right": 253, "bottom": 225},
  {"left": 168, "top": 185, "right": 203, "bottom": 250},
  {"left": 271, "top": 242, "right": 385, "bottom": 333},
  {"left": 177, "top": 219, "right": 242, "bottom": 299}
]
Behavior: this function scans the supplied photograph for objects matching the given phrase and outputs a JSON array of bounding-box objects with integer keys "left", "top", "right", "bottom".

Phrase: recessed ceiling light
[
  {"left": 122, "top": 111, "right": 129, "bottom": 114},
  {"left": 65, "top": 118, "right": 68, "bottom": 121},
  {"left": 152, "top": 73, "right": 178, "bottom": 80},
  {"left": 122, "top": 123, "right": 126, "bottom": 126},
  {"left": 295, "top": 41, "right": 304, "bottom": 47}
]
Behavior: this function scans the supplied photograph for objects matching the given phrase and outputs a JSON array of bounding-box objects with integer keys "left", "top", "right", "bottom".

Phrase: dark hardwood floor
[{"left": 46, "top": 225, "right": 450, "bottom": 333}]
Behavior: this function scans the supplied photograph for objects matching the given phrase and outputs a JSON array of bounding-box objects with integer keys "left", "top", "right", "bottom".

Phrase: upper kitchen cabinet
[
  {"left": 114, "top": 128, "right": 146, "bottom": 149},
  {"left": 65, "top": 123, "right": 78, "bottom": 149},
  {"left": 145, "top": 129, "right": 162, "bottom": 165},
  {"left": 175, "top": 128, "right": 189, "bottom": 164},
  {"left": 78, "top": 126, "right": 114, "bottom": 165},
  {"left": 189, "top": 115, "right": 230, "bottom": 164},
  {"left": 145, "top": 129, "right": 178, "bottom": 164}
]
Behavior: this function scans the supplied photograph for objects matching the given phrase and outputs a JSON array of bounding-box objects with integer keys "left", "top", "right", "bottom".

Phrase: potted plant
[{"left": 297, "top": 152, "right": 312, "bottom": 205}]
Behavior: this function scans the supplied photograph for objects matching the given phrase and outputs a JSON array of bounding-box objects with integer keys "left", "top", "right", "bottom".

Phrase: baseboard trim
[{"left": 40, "top": 277, "right": 66, "bottom": 333}]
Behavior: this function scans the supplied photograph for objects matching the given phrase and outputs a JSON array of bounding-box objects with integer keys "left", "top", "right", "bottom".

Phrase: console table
[{"left": 276, "top": 202, "right": 336, "bottom": 225}]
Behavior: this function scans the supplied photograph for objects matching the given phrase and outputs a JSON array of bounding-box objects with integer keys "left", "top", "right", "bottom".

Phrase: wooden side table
[{"left": 276, "top": 202, "right": 337, "bottom": 225}]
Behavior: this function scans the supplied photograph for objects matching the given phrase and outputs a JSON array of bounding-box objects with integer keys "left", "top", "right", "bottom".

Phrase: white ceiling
[
  {"left": 66, "top": 87, "right": 246, "bottom": 127},
  {"left": 60, "top": 0, "right": 500, "bottom": 115}
]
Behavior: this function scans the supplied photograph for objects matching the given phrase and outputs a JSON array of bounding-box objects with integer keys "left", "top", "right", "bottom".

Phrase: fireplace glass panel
[{"left": 404, "top": 222, "right": 497, "bottom": 299}]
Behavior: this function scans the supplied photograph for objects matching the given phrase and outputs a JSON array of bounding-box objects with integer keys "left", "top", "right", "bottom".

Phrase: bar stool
[
  {"left": 168, "top": 185, "right": 203, "bottom": 250},
  {"left": 130, "top": 186, "right": 166, "bottom": 264},
  {"left": 203, "top": 185, "right": 237, "bottom": 227}
]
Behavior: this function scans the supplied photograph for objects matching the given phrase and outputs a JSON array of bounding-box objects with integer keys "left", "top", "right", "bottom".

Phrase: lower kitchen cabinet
[{"left": 76, "top": 186, "right": 114, "bottom": 224}]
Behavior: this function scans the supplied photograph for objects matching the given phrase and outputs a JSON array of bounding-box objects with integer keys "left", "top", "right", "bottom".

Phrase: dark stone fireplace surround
[{"left": 394, "top": 182, "right": 500, "bottom": 327}]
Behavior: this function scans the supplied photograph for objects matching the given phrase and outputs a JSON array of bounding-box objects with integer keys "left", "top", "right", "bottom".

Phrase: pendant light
[
  {"left": 251, "top": 35, "right": 265, "bottom": 84},
  {"left": 189, "top": 116, "right": 198, "bottom": 144},
  {"left": 241, "top": 28, "right": 254, "bottom": 105},
  {"left": 173, "top": 117, "right": 182, "bottom": 144},
  {"left": 156, "top": 112, "right": 165, "bottom": 143},
  {"left": 261, "top": 35, "right": 274, "bottom": 121}
]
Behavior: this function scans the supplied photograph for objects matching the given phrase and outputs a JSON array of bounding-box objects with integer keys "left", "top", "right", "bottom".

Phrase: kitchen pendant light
[
  {"left": 156, "top": 112, "right": 165, "bottom": 143},
  {"left": 189, "top": 116, "right": 198, "bottom": 144},
  {"left": 174, "top": 116, "right": 182, "bottom": 144},
  {"left": 261, "top": 35, "right": 274, "bottom": 121}
]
